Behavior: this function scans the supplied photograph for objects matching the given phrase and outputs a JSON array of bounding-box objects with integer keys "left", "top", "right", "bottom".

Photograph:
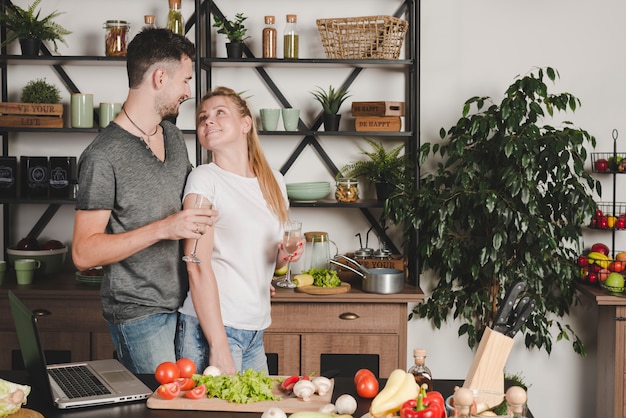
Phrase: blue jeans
[
  {"left": 176, "top": 313, "right": 268, "bottom": 374},
  {"left": 107, "top": 312, "right": 177, "bottom": 374}
]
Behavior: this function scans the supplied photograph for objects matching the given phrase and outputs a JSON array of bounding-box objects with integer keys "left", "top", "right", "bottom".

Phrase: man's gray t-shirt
[{"left": 76, "top": 121, "right": 192, "bottom": 323}]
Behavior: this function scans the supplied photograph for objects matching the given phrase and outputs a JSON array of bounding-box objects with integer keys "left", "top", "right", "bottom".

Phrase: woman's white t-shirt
[{"left": 179, "top": 162, "right": 287, "bottom": 330}]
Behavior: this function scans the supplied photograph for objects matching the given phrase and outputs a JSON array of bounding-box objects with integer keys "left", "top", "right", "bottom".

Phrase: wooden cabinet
[
  {"left": 1, "top": 273, "right": 422, "bottom": 377},
  {"left": 264, "top": 281, "right": 423, "bottom": 378},
  {"left": 577, "top": 283, "right": 626, "bottom": 418}
]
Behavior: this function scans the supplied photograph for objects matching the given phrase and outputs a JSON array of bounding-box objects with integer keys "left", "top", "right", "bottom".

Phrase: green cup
[
  {"left": 0, "top": 260, "right": 6, "bottom": 286},
  {"left": 99, "top": 102, "right": 122, "bottom": 128},
  {"left": 281, "top": 108, "right": 300, "bottom": 131},
  {"left": 71, "top": 93, "right": 94, "bottom": 128},
  {"left": 15, "top": 258, "right": 41, "bottom": 285},
  {"left": 260, "top": 108, "right": 280, "bottom": 131}
]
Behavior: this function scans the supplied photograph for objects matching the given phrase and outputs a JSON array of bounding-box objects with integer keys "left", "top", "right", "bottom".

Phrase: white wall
[{"left": 3, "top": 0, "right": 620, "bottom": 417}]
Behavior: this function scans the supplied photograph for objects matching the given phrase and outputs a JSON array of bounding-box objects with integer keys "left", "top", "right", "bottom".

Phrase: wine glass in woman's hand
[
  {"left": 182, "top": 194, "right": 213, "bottom": 264},
  {"left": 275, "top": 220, "right": 302, "bottom": 288}
]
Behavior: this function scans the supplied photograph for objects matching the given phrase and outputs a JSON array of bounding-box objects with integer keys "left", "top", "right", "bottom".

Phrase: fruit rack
[{"left": 580, "top": 129, "right": 626, "bottom": 294}]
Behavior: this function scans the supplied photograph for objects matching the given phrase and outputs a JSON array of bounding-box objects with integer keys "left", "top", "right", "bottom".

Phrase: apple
[
  {"left": 14, "top": 237, "right": 39, "bottom": 250},
  {"left": 274, "top": 265, "right": 289, "bottom": 276},
  {"left": 595, "top": 158, "right": 609, "bottom": 173},
  {"left": 598, "top": 268, "right": 611, "bottom": 282},
  {"left": 41, "top": 239, "right": 65, "bottom": 250},
  {"left": 591, "top": 243, "right": 610, "bottom": 256},
  {"left": 577, "top": 255, "right": 589, "bottom": 267},
  {"left": 588, "top": 271, "right": 598, "bottom": 284},
  {"left": 617, "top": 218, "right": 626, "bottom": 230},
  {"left": 605, "top": 272, "right": 625, "bottom": 292},
  {"left": 616, "top": 252, "right": 626, "bottom": 262}
]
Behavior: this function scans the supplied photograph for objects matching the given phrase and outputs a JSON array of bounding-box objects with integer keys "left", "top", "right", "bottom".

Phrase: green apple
[
  {"left": 274, "top": 265, "right": 289, "bottom": 276},
  {"left": 605, "top": 272, "right": 625, "bottom": 292}
]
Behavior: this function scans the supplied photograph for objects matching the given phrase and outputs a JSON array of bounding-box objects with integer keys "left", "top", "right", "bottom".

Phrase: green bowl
[{"left": 7, "top": 247, "right": 68, "bottom": 276}]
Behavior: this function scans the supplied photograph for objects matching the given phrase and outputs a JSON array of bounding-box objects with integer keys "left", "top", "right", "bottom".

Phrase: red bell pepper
[{"left": 400, "top": 384, "right": 446, "bottom": 418}]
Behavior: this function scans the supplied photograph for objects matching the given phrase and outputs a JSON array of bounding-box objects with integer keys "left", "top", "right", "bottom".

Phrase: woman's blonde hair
[{"left": 197, "top": 87, "right": 289, "bottom": 223}]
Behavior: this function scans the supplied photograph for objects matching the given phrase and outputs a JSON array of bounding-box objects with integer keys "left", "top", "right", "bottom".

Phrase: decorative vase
[
  {"left": 19, "top": 38, "right": 42, "bottom": 56},
  {"left": 323, "top": 113, "right": 341, "bottom": 131},
  {"left": 226, "top": 42, "right": 244, "bottom": 59},
  {"left": 375, "top": 182, "right": 395, "bottom": 202}
]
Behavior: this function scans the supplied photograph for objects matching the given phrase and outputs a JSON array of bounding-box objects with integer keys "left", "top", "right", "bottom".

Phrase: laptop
[{"left": 8, "top": 290, "right": 153, "bottom": 409}]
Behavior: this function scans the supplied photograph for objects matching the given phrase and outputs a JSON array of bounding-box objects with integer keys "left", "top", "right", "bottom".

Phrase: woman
[{"left": 176, "top": 87, "right": 300, "bottom": 375}]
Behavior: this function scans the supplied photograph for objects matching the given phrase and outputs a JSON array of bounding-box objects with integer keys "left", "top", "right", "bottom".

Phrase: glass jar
[
  {"left": 283, "top": 14, "right": 299, "bottom": 59},
  {"left": 262, "top": 16, "right": 277, "bottom": 58},
  {"left": 335, "top": 178, "right": 359, "bottom": 202},
  {"left": 167, "top": 0, "right": 184, "bottom": 35},
  {"left": 103, "top": 20, "right": 130, "bottom": 57}
]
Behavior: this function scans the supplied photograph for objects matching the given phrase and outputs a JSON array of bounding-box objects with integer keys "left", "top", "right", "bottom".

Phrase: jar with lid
[
  {"left": 335, "top": 178, "right": 358, "bottom": 203},
  {"left": 144, "top": 15, "right": 157, "bottom": 29},
  {"left": 166, "top": 0, "right": 184, "bottom": 35},
  {"left": 103, "top": 20, "right": 130, "bottom": 57},
  {"left": 262, "top": 16, "right": 277, "bottom": 58},
  {"left": 408, "top": 348, "right": 433, "bottom": 392},
  {"left": 283, "top": 14, "right": 299, "bottom": 59}
]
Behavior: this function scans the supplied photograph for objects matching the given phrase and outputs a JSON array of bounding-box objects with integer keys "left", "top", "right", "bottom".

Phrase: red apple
[
  {"left": 595, "top": 158, "right": 609, "bottom": 172},
  {"left": 577, "top": 255, "right": 589, "bottom": 267},
  {"left": 598, "top": 268, "right": 611, "bottom": 282},
  {"left": 617, "top": 218, "right": 626, "bottom": 230},
  {"left": 588, "top": 272, "right": 599, "bottom": 284},
  {"left": 41, "top": 239, "right": 64, "bottom": 250},
  {"left": 591, "top": 243, "right": 610, "bottom": 256}
]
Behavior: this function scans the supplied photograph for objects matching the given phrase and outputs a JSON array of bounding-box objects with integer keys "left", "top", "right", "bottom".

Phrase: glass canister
[
  {"left": 103, "top": 20, "right": 130, "bottom": 57},
  {"left": 335, "top": 178, "right": 359, "bottom": 202}
]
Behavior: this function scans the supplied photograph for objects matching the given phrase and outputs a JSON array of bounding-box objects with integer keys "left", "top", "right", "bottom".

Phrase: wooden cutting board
[
  {"left": 295, "top": 282, "right": 351, "bottom": 295},
  {"left": 147, "top": 377, "right": 333, "bottom": 413},
  {"left": 9, "top": 409, "right": 44, "bottom": 418}
]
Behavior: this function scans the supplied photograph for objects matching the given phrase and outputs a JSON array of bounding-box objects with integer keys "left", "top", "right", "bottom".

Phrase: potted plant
[
  {"left": 311, "top": 85, "right": 351, "bottom": 131},
  {"left": 212, "top": 12, "right": 250, "bottom": 59},
  {"left": 339, "top": 138, "right": 409, "bottom": 201},
  {"left": 385, "top": 67, "right": 600, "bottom": 356},
  {"left": 21, "top": 78, "right": 61, "bottom": 104},
  {"left": 0, "top": 0, "right": 71, "bottom": 55}
]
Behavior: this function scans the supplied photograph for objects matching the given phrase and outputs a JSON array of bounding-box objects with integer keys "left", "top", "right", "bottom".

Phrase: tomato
[
  {"left": 184, "top": 384, "right": 206, "bottom": 399},
  {"left": 356, "top": 374, "right": 379, "bottom": 398},
  {"left": 354, "top": 368, "right": 376, "bottom": 385},
  {"left": 176, "top": 358, "right": 197, "bottom": 378},
  {"left": 155, "top": 361, "right": 180, "bottom": 384},
  {"left": 176, "top": 377, "right": 195, "bottom": 391},
  {"left": 156, "top": 382, "right": 180, "bottom": 400}
]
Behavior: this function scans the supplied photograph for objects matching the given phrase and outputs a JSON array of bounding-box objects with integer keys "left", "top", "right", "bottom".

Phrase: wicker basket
[{"left": 316, "top": 15, "right": 408, "bottom": 60}]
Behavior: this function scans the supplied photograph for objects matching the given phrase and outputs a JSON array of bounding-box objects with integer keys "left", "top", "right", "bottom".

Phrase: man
[{"left": 72, "top": 29, "right": 214, "bottom": 374}]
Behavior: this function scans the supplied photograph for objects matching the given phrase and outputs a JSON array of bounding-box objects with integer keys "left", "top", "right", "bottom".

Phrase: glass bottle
[
  {"left": 452, "top": 387, "right": 474, "bottom": 418},
  {"left": 262, "top": 16, "right": 277, "bottom": 59},
  {"left": 103, "top": 20, "right": 130, "bottom": 57},
  {"left": 505, "top": 386, "right": 527, "bottom": 418},
  {"left": 144, "top": 15, "right": 157, "bottom": 29},
  {"left": 166, "top": 0, "right": 184, "bottom": 36},
  {"left": 283, "top": 14, "right": 299, "bottom": 59},
  {"left": 408, "top": 348, "right": 433, "bottom": 392}
]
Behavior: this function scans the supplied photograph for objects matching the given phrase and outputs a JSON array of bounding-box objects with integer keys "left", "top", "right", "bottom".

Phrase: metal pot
[{"left": 330, "top": 255, "right": 405, "bottom": 294}]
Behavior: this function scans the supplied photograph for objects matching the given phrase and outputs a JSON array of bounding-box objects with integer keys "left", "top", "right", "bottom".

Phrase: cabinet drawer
[{"left": 270, "top": 303, "right": 402, "bottom": 334}]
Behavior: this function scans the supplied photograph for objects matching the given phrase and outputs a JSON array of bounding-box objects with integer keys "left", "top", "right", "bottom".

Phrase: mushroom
[
  {"left": 318, "top": 403, "right": 337, "bottom": 414},
  {"left": 335, "top": 393, "right": 357, "bottom": 415},
  {"left": 261, "top": 407, "right": 287, "bottom": 418},
  {"left": 312, "top": 376, "right": 332, "bottom": 396},
  {"left": 202, "top": 365, "right": 221, "bottom": 376},
  {"left": 293, "top": 379, "right": 317, "bottom": 401}
]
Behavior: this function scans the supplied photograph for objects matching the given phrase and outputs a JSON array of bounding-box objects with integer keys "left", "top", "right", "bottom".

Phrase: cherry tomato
[
  {"left": 176, "top": 358, "right": 197, "bottom": 378},
  {"left": 356, "top": 374, "right": 379, "bottom": 398},
  {"left": 156, "top": 381, "right": 180, "bottom": 400},
  {"left": 155, "top": 361, "right": 180, "bottom": 384},
  {"left": 184, "top": 384, "right": 206, "bottom": 399},
  {"left": 176, "top": 377, "right": 195, "bottom": 391},
  {"left": 354, "top": 368, "right": 376, "bottom": 385}
]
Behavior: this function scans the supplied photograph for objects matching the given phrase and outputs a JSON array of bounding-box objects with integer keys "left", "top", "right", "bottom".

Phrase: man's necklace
[{"left": 122, "top": 107, "right": 158, "bottom": 140}]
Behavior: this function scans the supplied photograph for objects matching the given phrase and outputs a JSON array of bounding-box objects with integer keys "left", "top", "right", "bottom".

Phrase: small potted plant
[
  {"left": 212, "top": 12, "right": 250, "bottom": 59},
  {"left": 21, "top": 78, "right": 61, "bottom": 104},
  {"left": 0, "top": 0, "right": 71, "bottom": 55},
  {"left": 338, "top": 138, "right": 408, "bottom": 201},
  {"left": 2, "top": 78, "right": 65, "bottom": 128},
  {"left": 311, "top": 85, "right": 351, "bottom": 131}
]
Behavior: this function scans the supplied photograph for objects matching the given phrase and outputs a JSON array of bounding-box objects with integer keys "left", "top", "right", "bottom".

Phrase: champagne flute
[
  {"left": 275, "top": 220, "right": 303, "bottom": 288},
  {"left": 182, "top": 194, "right": 213, "bottom": 264}
]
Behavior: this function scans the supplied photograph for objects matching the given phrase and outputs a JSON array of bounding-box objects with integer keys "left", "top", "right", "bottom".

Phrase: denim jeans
[
  {"left": 107, "top": 312, "right": 178, "bottom": 374},
  {"left": 176, "top": 312, "right": 268, "bottom": 373}
]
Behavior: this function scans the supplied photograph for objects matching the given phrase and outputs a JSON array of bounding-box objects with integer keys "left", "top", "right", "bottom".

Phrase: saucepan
[{"left": 330, "top": 254, "right": 405, "bottom": 294}]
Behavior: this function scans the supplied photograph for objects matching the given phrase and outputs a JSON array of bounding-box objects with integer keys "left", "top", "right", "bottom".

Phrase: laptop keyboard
[{"left": 49, "top": 365, "right": 112, "bottom": 399}]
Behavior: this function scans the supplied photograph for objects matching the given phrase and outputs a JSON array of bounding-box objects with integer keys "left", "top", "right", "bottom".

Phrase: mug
[
  {"left": 281, "top": 108, "right": 300, "bottom": 131},
  {"left": 14, "top": 258, "right": 41, "bottom": 285},
  {"left": 99, "top": 102, "right": 122, "bottom": 128},
  {"left": 260, "top": 108, "right": 280, "bottom": 131},
  {"left": 71, "top": 93, "right": 94, "bottom": 128}
]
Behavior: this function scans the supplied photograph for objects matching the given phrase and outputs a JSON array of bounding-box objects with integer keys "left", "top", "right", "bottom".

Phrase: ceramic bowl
[
  {"left": 7, "top": 246, "right": 68, "bottom": 276},
  {"left": 286, "top": 182, "right": 331, "bottom": 202}
]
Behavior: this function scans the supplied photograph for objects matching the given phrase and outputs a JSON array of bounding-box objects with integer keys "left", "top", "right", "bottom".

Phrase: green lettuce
[
  {"left": 304, "top": 268, "right": 341, "bottom": 287},
  {"left": 0, "top": 378, "right": 30, "bottom": 417},
  {"left": 193, "top": 369, "right": 278, "bottom": 404}
]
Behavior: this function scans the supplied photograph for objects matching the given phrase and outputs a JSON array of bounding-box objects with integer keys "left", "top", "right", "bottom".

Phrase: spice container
[
  {"left": 262, "top": 16, "right": 277, "bottom": 58},
  {"left": 283, "top": 14, "right": 299, "bottom": 59},
  {"left": 335, "top": 178, "right": 359, "bottom": 202},
  {"left": 103, "top": 20, "right": 130, "bottom": 57},
  {"left": 144, "top": 15, "right": 156, "bottom": 29},
  {"left": 166, "top": 0, "right": 184, "bottom": 35}
]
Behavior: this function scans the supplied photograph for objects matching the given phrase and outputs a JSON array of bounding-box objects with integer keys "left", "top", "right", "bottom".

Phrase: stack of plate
[
  {"left": 286, "top": 182, "right": 331, "bottom": 202},
  {"left": 75, "top": 268, "right": 104, "bottom": 285}
]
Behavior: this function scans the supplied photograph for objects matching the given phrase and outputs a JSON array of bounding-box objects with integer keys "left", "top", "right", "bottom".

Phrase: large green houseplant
[
  {"left": 0, "top": 0, "right": 71, "bottom": 55},
  {"left": 386, "top": 67, "right": 600, "bottom": 355}
]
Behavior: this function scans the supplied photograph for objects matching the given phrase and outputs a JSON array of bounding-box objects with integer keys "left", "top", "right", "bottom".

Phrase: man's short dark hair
[{"left": 126, "top": 28, "right": 196, "bottom": 88}]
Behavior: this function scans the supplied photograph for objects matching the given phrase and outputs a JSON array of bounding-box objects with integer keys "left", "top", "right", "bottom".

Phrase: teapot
[{"left": 303, "top": 231, "right": 338, "bottom": 271}]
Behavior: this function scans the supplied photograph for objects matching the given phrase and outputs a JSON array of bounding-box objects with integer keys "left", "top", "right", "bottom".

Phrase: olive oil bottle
[
  {"left": 408, "top": 348, "right": 433, "bottom": 392},
  {"left": 283, "top": 14, "right": 299, "bottom": 59},
  {"left": 166, "top": 0, "right": 184, "bottom": 35}
]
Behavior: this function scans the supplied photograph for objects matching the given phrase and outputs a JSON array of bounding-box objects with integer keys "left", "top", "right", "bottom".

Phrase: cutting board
[
  {"left": 9, "top": 409, "right": 44, "bottom": 418},
  {"left": 295, "top": 283, "right": 351, "bottom": 295},
  {"left": 147, "top": 377, "right": 334, "bottom": 413}
]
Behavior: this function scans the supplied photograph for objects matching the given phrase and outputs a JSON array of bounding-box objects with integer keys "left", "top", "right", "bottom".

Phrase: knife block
[{"left": 463, "top": 327, "right": 514, "bottom": 407}]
